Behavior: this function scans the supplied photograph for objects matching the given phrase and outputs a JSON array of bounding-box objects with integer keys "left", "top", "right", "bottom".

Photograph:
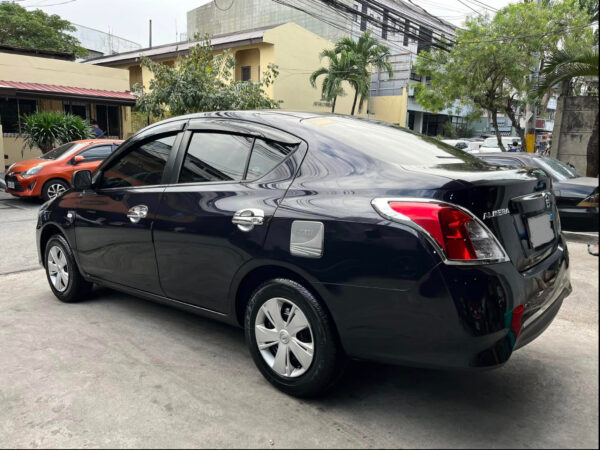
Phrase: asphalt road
[{"left": 0, "top": 191, "right": 598, "bottom": 448}]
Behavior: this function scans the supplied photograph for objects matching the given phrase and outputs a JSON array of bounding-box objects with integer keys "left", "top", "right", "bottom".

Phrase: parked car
[
  {"left": 475, "top": 136, "right": 522, "bottom": 153},
  {"left": 477, "top": 153, "right": 599, "bottom": 231},
  {"left": 5, "top": 139, "right": 122, "bottom": 201},
  {"left": 36, "top": 112, "right": 572, "bottom": 397},
  {"left": 440, "top": 139, "right": 475, "bottom": 151}
]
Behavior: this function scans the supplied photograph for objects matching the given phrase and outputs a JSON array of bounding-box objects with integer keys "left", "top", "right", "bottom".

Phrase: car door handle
[
  {"left": 232, "top": 208, "right": 264, "bottom": 232},
  {"left": 127, "top": 205, "right": 148, "bottom": 224}
]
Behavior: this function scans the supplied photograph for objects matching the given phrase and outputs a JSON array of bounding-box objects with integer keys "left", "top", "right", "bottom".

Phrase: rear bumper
[{"left": 321, "top": 237, "right": 571, "bottom": 369}]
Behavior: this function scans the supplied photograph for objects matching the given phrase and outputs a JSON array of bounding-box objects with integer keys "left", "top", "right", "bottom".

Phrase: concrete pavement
[{"left": 0, "top": 193, "right": 598, "bottom": 448}]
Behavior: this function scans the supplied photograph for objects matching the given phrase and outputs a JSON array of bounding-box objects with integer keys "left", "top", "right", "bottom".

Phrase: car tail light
[
  {"left": 577, "top": 190, "right": 599, "bottom": 208},
  {"left": 371, "top": 198, "right": 509, "bottom": 264}
]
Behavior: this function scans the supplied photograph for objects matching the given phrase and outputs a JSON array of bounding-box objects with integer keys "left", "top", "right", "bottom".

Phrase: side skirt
[{"left": 86, "top": 275, "right": 240, "bottom": 327}]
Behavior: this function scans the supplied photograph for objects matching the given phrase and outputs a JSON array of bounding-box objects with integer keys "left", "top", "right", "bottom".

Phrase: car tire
[
  {"left": 42, "top": 179, "right": 69, "bottom": 202},
  {"left": 44, "top": 234, "right": 92, "bottom": 303},
  {"left": 245, "top": 278, "right": 345, "bottom": 397}
]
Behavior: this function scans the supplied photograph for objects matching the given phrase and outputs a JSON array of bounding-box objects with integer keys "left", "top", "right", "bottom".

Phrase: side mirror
[
  {"left": 71, "top": 170, "right": 93, "bottom": 191},
  {"left": 73, "top": 155, "right": 85, "bottom": 164}
]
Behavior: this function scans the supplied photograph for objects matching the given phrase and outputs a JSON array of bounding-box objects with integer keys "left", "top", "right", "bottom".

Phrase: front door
[
  {"left": 74, "top": 133, "right": 180, "bottom": 294},
  {"left": 153, "top": 129, "right": 301, "bottom": 313}
]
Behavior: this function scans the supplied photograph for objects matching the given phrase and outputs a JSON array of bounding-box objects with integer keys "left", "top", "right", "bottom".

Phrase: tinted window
[
  {"left": 39, "top": 142, "right": 87, "bottom": 160},
  {"left": 302, "top": 117, "right": 487, "bottom": 168},
  {"left": 483, "top": 157, "right": 523, "bottom": 167},
  {"left": 537, "top": 157, "right": 579, "bottom": 181},
  {"left": 100, "top": 134, "right": 176, "bottom": 188},
  {"left": 246, "top": 140, "right": 293, "bottom": 180},
  {"left": 179, "top": 133, "right": 253, "bottom": 183},
  {"left": 80, "top": 145, "right": 113, "bottom": 160}
]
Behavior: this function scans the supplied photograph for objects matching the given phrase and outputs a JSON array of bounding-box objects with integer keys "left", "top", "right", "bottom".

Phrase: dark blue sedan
[{"left": 36, "top": 112, "right": 572, "bottom": 397}]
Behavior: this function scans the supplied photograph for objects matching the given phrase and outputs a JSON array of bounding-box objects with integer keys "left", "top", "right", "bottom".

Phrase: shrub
[{"left": 21, "top": 111, "right": 93, "bottom": 154}]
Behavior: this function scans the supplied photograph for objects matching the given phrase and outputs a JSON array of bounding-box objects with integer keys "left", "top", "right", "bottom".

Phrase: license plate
[
  {"left": 7, "top": 181, "right": 15, "bottom": 189},
  {"left": 528, "top": 214, "right": 554, "bottom": 248}
]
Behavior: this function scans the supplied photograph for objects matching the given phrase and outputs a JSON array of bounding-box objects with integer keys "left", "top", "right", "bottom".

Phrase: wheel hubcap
[
  {"left": 255, "top": 297, "right": 314, "bottom": 378},
  {"left": 47, "top": 245, "right": 69, "bottom": 292},
  {"left": 47, "top": 183, "right": 66, "bottom": 199}
]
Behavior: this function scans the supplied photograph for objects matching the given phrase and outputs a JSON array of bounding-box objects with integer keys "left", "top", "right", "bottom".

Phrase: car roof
[{"left": 71, "top": 139, "right": 123, "bottom": 145}]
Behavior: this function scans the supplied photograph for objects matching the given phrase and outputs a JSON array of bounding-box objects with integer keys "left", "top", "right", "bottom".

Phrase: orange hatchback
[{"left": 5, "top": 139, "right": 122, "bottom": 201}]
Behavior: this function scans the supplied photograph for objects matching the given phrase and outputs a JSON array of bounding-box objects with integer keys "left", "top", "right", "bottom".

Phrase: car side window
[
  {"left": 80, "top": 145, "right": 113, "bottom": 161},
  {"left": 179, "top": 133, "right": 253, "bottom": 183},
  {"left": 245, "top": 139, "right": 293, "bottom": 181},
  {"left": 485, "top": 157, "right": 522, "bottom": 167},
  {"left": 99, "top": 134, "right": 177, "bottom": 189}
]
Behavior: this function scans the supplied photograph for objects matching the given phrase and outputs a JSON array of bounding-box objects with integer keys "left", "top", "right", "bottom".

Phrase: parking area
[{"left": 0, "top": 191, "right": 598, "bottom": 448}]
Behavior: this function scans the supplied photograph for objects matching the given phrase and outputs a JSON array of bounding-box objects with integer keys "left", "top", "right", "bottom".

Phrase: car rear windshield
[
  {"left": 537, "top": 157, "right": 579, "bottom": 181},
  {"left": 39, "top": 142, "right": 86, "bottom": 160},
  {"left": 302, "top": 117, "right": 487, "bottom": 169},
  {"left": 482, "top": 137, "right": 520, "bottom": 148}
]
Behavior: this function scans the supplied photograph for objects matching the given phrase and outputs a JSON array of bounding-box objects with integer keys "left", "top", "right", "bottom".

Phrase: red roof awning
[{"left": 0, "top": 80, "right": 136, "bottom": 105}]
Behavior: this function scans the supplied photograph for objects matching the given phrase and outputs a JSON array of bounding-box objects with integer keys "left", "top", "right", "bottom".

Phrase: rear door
[
  {"left": 153, "top": 120, "right": 303, "bottom": 313},
  {"left": 73, "top": 127, "right": 184, "bottom": 294}
]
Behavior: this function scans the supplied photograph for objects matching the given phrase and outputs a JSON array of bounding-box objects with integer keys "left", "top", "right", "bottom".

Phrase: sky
[{"left": 18, "top": 0, "right": 514, "bottom": 48}]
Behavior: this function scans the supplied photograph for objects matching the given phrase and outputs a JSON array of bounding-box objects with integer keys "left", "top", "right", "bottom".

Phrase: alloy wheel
[
  {"left": 47, "top": 245, "right": 69, "bottom": 292},
  {"left": 255, "top": 297, "right": 314, "bottom": 378},
  {"left": 47, "top": 183, "right": 67, "bottom": 199}
]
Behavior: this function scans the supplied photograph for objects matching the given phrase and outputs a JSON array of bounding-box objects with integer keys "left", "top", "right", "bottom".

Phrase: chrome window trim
[{"left": 371, "top": 197, "right": 511, "bottom": 266}]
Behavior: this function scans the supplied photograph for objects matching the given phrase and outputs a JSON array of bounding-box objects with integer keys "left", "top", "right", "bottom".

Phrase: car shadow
[{"left": 83, "top": 285, "right": 567, "bottom": 445}]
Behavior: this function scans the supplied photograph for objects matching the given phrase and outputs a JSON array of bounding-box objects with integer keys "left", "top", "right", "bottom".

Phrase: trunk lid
[{"left": 404, "top": 165, "right": 559, "bottom": 272}]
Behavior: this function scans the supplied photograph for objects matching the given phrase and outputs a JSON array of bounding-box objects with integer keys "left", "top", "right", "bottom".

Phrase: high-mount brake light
[{"left": 371, "top": 198, "right": 509, "bottom": 264}]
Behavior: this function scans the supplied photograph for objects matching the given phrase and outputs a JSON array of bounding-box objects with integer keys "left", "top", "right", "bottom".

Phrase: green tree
[
  {"left": 333, "top": 31, "right": 393, "bottom": 115},
  {"left": 133, "top": 37, "right": 280, "bottom": 118},
  {"left": 413, "top": 0, "right": 593, "bottom": 150},
  {"left": 535, "top": 49, "right": 599, "bottom": 176},
  {"left": 21, "top": 112, "right": 93, "bottom": 154},
  {"left": 0, "top": 3, "right": 87, "bottom": 57},
  {"left": 309, "top": 49, "right": 358, "bottom": 113}
]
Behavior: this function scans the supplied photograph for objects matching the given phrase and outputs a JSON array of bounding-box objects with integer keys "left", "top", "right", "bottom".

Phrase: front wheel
[
  {"left": 42, "top": 179, "right": 69, "bottom": 202},
  {"left": 245, "top": 279, "right": 345, "bottom": 397},
  {"left": 44, "top": 235, "right": 92, "bottom": 303}
]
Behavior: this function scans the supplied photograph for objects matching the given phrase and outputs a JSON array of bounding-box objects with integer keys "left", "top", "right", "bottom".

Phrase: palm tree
[
  {"left": 535, "top": 49, "right": 599, "bottom": 177},
  {"left": 310, "top": 49, "right": 358, "bottom": 113},
  {"left": 334, "top": 31, "right": 393, "bottom": 115}
]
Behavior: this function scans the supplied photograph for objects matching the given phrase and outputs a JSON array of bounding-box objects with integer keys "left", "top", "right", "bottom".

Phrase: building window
[
  {"left": 241, "top": 66, "right": 251, "bottom": 82},
  {"left": 63, "top": 101, "right": 89, "bottom": 120},
  {"left": 95, "top": 104, "right": 121, "bottom": 138},
  {"left": 403, "top": 19, "right": 410, "bottom": 46},
  {"left": 418, "top": 27, "right": 433, "bottom": 53},
  {"left": 410, "top": 70, "right": 421, "bottom": 82},
  {"left": 0, "top": 98, "right": 37, "bottom": 134}
]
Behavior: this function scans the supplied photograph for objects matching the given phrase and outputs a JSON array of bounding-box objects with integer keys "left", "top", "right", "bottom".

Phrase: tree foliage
[
  {"left": 333, "top": 31, "right": 393, "bottom": 114},
  {"left": 310, "top": 49, "right": 357, "bottom": 113},
  {"left": 413, "top": 0, "right": 594, "bottom": 149},
  {"left": 0, "top": 3, "right": 87, "bottom": 57},
  {"left": 20, "top": 112, "right": 93, "bottom": 154},
  {"left": 133, "top": 37, "right": 280, "bottom": 118},
  {"left": 311, "top": 31, "right": 392, "bottom": 115}
]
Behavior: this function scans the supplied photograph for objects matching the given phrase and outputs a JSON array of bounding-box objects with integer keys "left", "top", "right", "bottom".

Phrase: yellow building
[
  {"left": 0, "top": 45, "right": 135, "bottom": 170},
  {"left": 88, "top": 23, "right": 407, "bottom": 130}
]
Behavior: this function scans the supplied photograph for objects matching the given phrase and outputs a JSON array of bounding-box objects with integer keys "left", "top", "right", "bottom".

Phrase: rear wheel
[
  {"left": 245, "top": 278, "right": 345, "bottom": 397},
  {"left": 42, "top": 179, "right": 69, "bottom": 202},
  {"left": 45, "top": 235, "right": 92, "bottom": 303}
]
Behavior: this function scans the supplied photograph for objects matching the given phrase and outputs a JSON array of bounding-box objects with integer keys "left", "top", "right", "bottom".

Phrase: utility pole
[
  {"left": 149, "top": 19, "right": 153, "bottom": 49},
  {"left": 524, "top": 0, "right": 542, "bottom": 153}
]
